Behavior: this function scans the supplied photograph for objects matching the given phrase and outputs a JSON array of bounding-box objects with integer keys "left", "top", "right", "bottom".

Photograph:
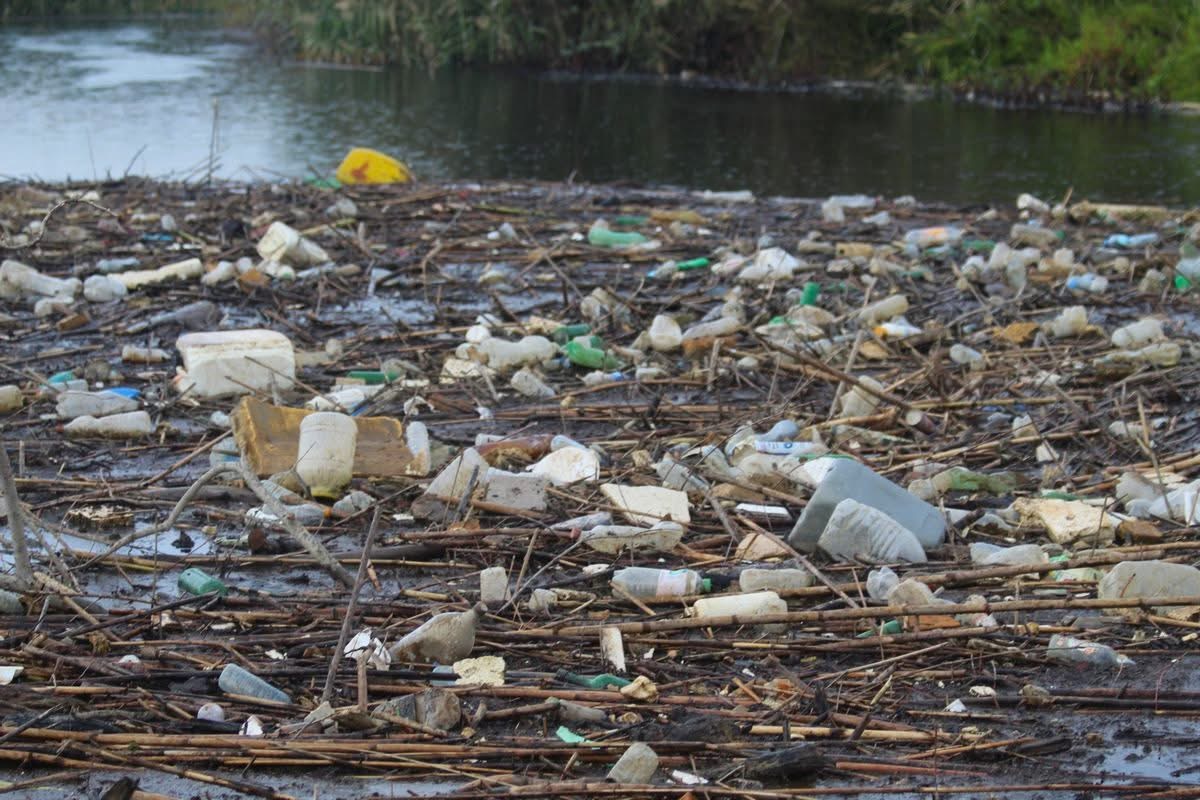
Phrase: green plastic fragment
[
  {"left": 612, "top": 214, "right": 649, "bottom": 227},
  {"left": 963, "top": 238, "right": 996, "bottom": 253},
  {"left": 676, "top": 257, "right": 710, "bottom": 271},
  {"left": 857, "top": 619, "right": 902, "bottom": 638},
  {"left": 563, "top": 341, "right": 624, "bottom": 370},
  {"left": 1039, "top": 490, "right": 1078, "bottom": 501},
  {"left": 555, "top": 725, "right": 590, "bottom": 743},
  {"left": 178, "top": 567, "right": 228, "bottom": 598},
  {"left": 558, "top": 670, "right": 631, "bottom": 689},
  {"left": 48, "top": 370, "right": 75, "bottom": 384},
  {"left": 305, "top": 176, "right": 342, "bottom": 189},
  {"left": 552, "top": 324, "right": 591, "bottom": 344},
  {"left": 588, "top": 226, "right": 647, "bottom": 248},
  {"left": 345, "top": 370, "right": 400, "bottom": 385},
  {"left": 799, "top": 281, "right": 821, "bottom": 306},
  {"left": 937, "top": 467, "right": 1017, "bottom": 495},
  {"left": 1177, "top": 275, "right": 1193, "bottom": 292}
]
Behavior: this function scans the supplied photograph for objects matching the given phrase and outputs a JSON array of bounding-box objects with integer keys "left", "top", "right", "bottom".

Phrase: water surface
[{"left": 3, "top": 20, "right": 1200, "bottom": 204}]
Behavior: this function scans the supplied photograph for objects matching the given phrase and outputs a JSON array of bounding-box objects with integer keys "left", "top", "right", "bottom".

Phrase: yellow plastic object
[{"left": 335, "top": 147, "right": 412, "bottom": 184}]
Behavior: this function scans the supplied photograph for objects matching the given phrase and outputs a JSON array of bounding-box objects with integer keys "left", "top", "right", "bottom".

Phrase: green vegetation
[{"left": 8, "top": 0, "right": 1200, "bottom": 101}]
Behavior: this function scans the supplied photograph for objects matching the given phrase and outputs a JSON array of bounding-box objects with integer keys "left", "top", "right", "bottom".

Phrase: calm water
[{"left": 4, "top": 20, "right": 1200, "bottom": 204}]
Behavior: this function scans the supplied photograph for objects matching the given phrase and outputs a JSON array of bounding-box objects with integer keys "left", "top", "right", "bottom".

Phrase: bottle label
[{"left": 655, "top": 569, "right": 692, "bottom": 598}]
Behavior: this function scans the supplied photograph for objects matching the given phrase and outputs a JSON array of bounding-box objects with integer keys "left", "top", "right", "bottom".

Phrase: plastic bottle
[
  {"left": 858, "top": 294, "right": 909, "bottom": 324},
  {"left": 296, "top": 412, "right": 357, "bottom": 499},
  {"left": 1103, "top": 233, "right": 1158, "bottom": 248},
  {"left": 969, "top": 543, "right": 1046, "bottom": 568},
  {"left": 121, "top": 345, "right": 170, "bottom": 364},
  {"left": 760, "top": 420, "right": 799, "bottom": 442},
  {"left": 95, "top": 256, "right": 141, "bottom": 273},
  {"left": 128, "top": 300, "right": 221, "bottom": 334},
  {"left": 817, "top": 499, "right": 928, "bottom": 563},
  {"left": 578, "top": 521, "right": 685, "bottom": 554},
  {"left": 1042, "top": 306, "right": 1089, "bottom": 338},
  {"left": 244, "top": 503, "right": 328, "bottom": 528},
  {"left": 218, "top": 663, "right": 291, "bottom": 704},
  {"left": 551, "top": 697, "right": 607, "bottom": 724},
  {"left": 738, "top": 568, "right": 812, "bottom": 592},
  {"left": 904, "top": 226, "right": 962, "bottom": 249},
  {"left": 557, "top": 669, "right": 631, "bottom": 690},
  {"left": 753, "top": 440, "right": 823, "bottom": 457},
  {"left": 55, "top": 391, "right": 138, "bottom": 420},
  {"left": 116, "top": 257, "right": 205, "bottom": 290},
  {"left": 389, "top": 603, "right": 485, "bottom": 664},
  {"left": 680, "top": 316, "right": 741, "bottom": 343},
  {"left": 865, "top": 566, "right": 899, "bottom": 601},
  {"left": 0, "top": 259, "right": 81, "bottom": 298},
  {"left": 178, "top": 567, "right": 229, "bottom": 598},
  {"left": 611, "top": 567, "right": 709, "bottom": 600},
  {"left": 175, "top": 329, "right": 296, "bottom": 398},
  {"left": 63, "top": 411, "right": 154, "bottom": 439},
  {"left": 509, "top": 367, "right": 555, "bottom": 399},
  {"left": 647, "top": 315, "right": 683, "bottom": 351},
  {"left": 1045, "top": 634, "right": 1133, "bottom": 669},
  {"left": 654, "top": 457, "right": 710, "bottom": 493},
  {"left": 1065, "top": 273, "right": 1109, "bottom": 293},
  {"left": 563, "top": 340, "right": 624, "bottom": 370},
  {"left": 607, "top": 742, "right": 659, "bottom": 784},
  {"left": 690, "top": 591, "right": 787, "bottom": 623},
  {"left": 551, "top": 324, "right": 591, "bottom": 344},
  {"left": 1010, "top": 224, "right": 1060, "bottom": 249}
]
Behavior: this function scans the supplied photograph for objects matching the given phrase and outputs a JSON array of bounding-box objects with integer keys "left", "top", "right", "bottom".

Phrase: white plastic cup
[{"left": 296, "top": 412, "right": 357, "bottom": 499}]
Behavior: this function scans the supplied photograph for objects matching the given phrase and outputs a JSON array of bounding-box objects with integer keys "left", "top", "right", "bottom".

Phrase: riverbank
[
  {"left": 0, "top": 177, "right": 1198, "bottom": 798},
  {"left": 6, "top": 1, "right": 1200, "bottom": 103}
]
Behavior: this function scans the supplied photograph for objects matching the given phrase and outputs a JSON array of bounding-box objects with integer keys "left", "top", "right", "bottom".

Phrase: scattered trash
[{"left": 335, "top": 146, "right": 413, "bottom": 184}]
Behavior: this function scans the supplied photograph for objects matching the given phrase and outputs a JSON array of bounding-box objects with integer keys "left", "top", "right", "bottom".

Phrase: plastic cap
[{"left": 701, "top": 578, "right": 713, "bottom": 593}]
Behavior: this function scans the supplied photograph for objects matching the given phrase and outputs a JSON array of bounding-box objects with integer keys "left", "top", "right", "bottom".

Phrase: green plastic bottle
[
  {"left": 552, "top": 324, "right": 591, "bottom": 344},
  {"left": 557, "top": 669, "right": 631, "bottom": 689},
  {"left": 178, "top": 568, "right": 228, "bottom": 598},
  {"left": 563, "top": 341, "right": 624, "bottom": 370},
  {"left": 799, "top": 281, "right": 821, "bottom": 306}
]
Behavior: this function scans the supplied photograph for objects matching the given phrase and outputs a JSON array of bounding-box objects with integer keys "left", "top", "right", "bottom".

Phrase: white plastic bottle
[
  {"left": 296, "top": 412, "right": 357, "bottom": 499},
  {"left": 611, "top": 567, "right": 708, "bottom": 600}
]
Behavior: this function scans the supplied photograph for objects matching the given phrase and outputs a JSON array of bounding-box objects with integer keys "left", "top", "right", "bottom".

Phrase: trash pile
[{"left": 0, "top": 179, "right": 1199, "bottom": 798}]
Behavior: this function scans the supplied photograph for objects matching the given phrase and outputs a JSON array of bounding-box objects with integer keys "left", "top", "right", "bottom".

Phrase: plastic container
[
  {"left": 0, "top": 589, "right": 24, "bottom": 615},
  {"left": 818, "top": 499, "right": 928, "bottom": 562},
  {"left": 611, "top": 567, "right": 709, "bottom": 600},
  {"left": 1009, "top": 224, "right": 1060, "bottom": 248},
  {"left": 866, "top": 566, "right": 899, "bottom": 601},
  {"left": 479, "top": 566, "right": 509, "bottom": 606},
  {"left": 690, "top": 591, "right": 787, "bottom": 625},
  {"left": 475, "top": 336, "right": 556, "bottom": 371},
  {"left": 588, "top": 221, "right": 647, "bottom": 248},
  {"left": 390, "top": 603, "right": 485, "bottom": 663},
  {"left": 257, "top": 221, "right": 330, "bottom": 266},
  {"left": 83, "top": 274, "right": 127, "bottom": 302},
  {"left": 335, "top": 147, "right": 412, "bottom": 184},
  {"left": 296, "top": 412, "right": 357, "bottom": 499},
  {"left": 175, "top": 329, "right": 295, "bottom": 398},
  {"left": 1112, "top": 318, "right": 1165, "bottom": 349},
  {"left": 217, "top": 663, "right": 291, "bottom": 704},
  {"left": 178, "top": 567, "right": 229, "bottom": 598},
  {"left": 788, "top": 459, "right": 945, "bottom": 553},
  {"left": 681, "top": 316, "right": 741, "bottom": 342},
  {"left": 607, "top": 742, "right": 658, "bottom": 784},
  {"left": 949, "top": 343, "right": 984, "bottom": 367},
  {"left": 0, "top": 385, "right": 21, "bottom": 412},
  {"left": 63, "top": 411, "right": 154, "bottom": 439},
  {"left": 55, "top": 391, "right": 138, "bottom": 420},
  {"left": 647, "top": 315, "right": 683, "bottom": 351},
  {"left": 1103, "top": 232, "right": 1158, "bottom": 248}
]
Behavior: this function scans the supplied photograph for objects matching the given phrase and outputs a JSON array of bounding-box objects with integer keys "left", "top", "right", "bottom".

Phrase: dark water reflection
[{"left": 3, "top": 20, "right": 1200, "bottom": 204}]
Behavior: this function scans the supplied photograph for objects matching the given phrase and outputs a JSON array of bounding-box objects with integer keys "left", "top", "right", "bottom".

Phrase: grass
[{"left": 8, "top": 0, "right": 1200, "bottom": 101}]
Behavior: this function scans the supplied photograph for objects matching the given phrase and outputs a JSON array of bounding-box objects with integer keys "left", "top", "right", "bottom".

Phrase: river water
[{"left": 3, "top": 19, "right": 1200, "bottom": 204}]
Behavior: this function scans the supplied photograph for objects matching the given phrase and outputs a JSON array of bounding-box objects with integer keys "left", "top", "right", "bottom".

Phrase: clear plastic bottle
[
  {"left": 579, "top": 521, "right": 684, "bottom": 554},
  {"left": 218, "top": 663, "right": 291, "bottom": 704},
  {"left": 1046, "top": 634, "right": 1133, "bottom": 669},
  {"left": 1065, "top": 273, "right": 1109, "bottom": 293},
  {"left": 296, "top": 412, "right": 357, "bottom": 499},
  {"left": 903, "top": 226, "right": 962, "bottom": 249},
  {"left": 611, "top": 567, "right": 709, "bottom": 600},
  {"left": 63, "top": 411, "right": 154, "bottom": 439}
]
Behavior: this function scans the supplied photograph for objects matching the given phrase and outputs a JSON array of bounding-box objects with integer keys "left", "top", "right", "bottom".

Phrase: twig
[
  {"left": 0, "top": 442, "right": 32, "bottom": 587},
  {"left": 321, "top": 506, "right": 382, "bottom": 703}
]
